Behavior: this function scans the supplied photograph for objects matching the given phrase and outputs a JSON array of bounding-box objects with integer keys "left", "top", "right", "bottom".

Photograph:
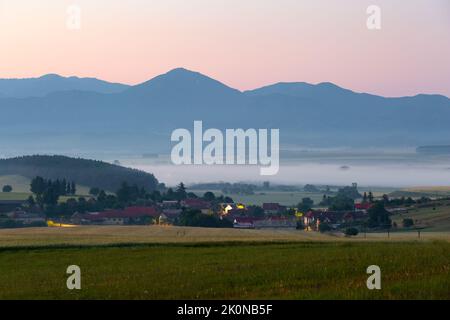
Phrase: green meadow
[{"left": 0, "top": 241, "right": 448, "bottom": 300}]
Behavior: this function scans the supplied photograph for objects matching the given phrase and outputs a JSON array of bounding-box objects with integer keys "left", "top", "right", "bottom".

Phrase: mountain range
[{"left": 1, "top": 68, "right": 449, "bottom": 154}]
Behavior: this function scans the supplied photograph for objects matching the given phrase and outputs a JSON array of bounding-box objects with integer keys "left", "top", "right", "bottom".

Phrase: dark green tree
[
  {"left": 30, "top": 176, "right": 46, "bottom": 195},
  {"left": 367, "top": 202, "right": 391, "bottom": 229},
  {"left": 203, "top": 191, "right": 216, "bottom": 201},
  {"left": 70, "top": 181, "right": 77, "bottom": 195},
  {"left": 89, "top": 187, "right": 101, "bottom": 197},
  {"left": 402, "top": 218, "right": 414, "bottom": 228},
  {"left": 368, "top": 191, "right": 374, "bottom": 203},
  {"left": 176, "top": 182, "right": 187, "bottom": 200},
  {"left": 298, "top": 197, "right": 314, "bottom": 212}
]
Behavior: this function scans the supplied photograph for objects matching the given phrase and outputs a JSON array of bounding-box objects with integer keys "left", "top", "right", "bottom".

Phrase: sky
[{"left": 0, "top": 0, "right": 449, "bottom": 97}]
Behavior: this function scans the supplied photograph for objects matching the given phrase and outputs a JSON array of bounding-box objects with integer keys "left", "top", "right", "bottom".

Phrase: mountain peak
[
  {"left": 39, "top": 73, "right": 63, "bottom": 80},
  {"left": 166, "top": 67, "right": 195, "bottom": 74},
  {"left": 129, "top": 68, "right": 241, "bottom": 96}
]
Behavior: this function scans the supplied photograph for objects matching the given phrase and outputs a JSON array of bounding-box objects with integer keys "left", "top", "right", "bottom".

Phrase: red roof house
[{"left": 355, "top": 203, "right": 373, "bottom": 211}]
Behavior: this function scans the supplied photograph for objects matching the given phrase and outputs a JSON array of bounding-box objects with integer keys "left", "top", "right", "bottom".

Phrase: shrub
[
  {"left": 345, "top": 227, "right": 359, "bottom": 236},
  {"left": 402, "top": 218, "right": 414, "bottom": 228},
  {"left": 2, "top": 185, "right": 13, "bottom": 193},
  {"left": 318, "top": 223, "right": 332, "bottom": 233}
]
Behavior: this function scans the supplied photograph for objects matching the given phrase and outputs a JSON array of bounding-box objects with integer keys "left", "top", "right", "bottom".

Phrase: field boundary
[{"left": 1, "top": 239, "right": 446, "bottom": 252}]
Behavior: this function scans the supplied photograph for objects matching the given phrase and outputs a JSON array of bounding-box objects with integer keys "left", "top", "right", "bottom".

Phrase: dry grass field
[{"left": 0, "top": 225, "right": 449, "bottom": 248}]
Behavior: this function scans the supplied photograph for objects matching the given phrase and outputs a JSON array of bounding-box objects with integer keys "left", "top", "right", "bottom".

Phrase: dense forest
[{"left": 0, "top": 155, "right": 161, "bottom": 192}]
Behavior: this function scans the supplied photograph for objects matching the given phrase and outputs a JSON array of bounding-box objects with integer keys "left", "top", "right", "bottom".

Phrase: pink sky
[{"left": 0, "top": 0, "right": 449, "bottom": 97}]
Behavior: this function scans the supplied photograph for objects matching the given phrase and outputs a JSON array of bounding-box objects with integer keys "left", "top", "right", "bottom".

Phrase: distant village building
[
  {"left": 162, "top": 200, "right": 179, "bottom": 209},
  {"left": 354, "top": 202, "right": 373, "bottom": 212},
  {"left": 0, "top": 200, "right": 27, "bottom": 213},
  {"left": 262, "top": 203, "right": 286, "bottom": 215},
  {"left": 181, "top": 199, "right": 213, "bottom": 215},
  {"left": 6, "top": 210, "right": 46, "bottom": 225},
  {"left": 72, "top": 206, "right": 160, "bottom": 225},
  {"left": 233, "top": 216, "right": 296, "bottom": 229}
]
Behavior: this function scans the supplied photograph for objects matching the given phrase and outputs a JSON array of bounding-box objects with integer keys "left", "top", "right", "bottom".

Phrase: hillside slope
[
  {"left": 0, "top": 74, "right": 129, "bottom": 98},
  {"left": 0, "top": 155, "right": 160, "bottom": 192}
]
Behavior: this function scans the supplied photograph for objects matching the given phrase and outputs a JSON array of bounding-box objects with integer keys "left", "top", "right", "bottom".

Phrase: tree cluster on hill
[
  {"left": 380, "top": 195, "right": 431, "bottom": 207},
  {"left": 0, "top": 155, "right": 160, "bottom": 192}
]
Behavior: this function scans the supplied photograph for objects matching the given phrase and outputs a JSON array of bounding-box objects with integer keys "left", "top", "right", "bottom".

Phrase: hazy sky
[{"left": 0, "top": 0, "right": 449, "bottom": 97}]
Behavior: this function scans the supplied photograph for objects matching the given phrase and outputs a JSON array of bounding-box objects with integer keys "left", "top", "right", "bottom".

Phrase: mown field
[
  {"left": 0, "top": 226, "right": 449, "bottom": 299},
  {"left": 0, "top": 241, "right": 449, "bottom": 299}
]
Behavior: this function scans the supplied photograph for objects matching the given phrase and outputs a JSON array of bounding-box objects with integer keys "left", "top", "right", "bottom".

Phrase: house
[
  {"left": 162, "top": 208, "right": 182, "bottom": 221},
  {"left": 0, "top": 200, "right": 27, "bottom": 213},
  {"left": 254, "top": 216, "right": 296, "bottom": 228},
  {"left": 343, "top": 211, "right": 367, "bottom": 223},
  {"left": 303, "top": 210, "right": 340, "bottom": 231},
  {"left": 233, "top": 217, "right": 260, "bottom": 229},
  {"left": 72, "top": 206, "right": 160, "bottom": 225},
  {"left": 7, "top": 210, "right": 46, "bottom": 225},
  {"left": 162, "top": 200, "right": 179, "bottom": 209},
  {"left": 219, "top": 203, "right": 246, "bottom": 216},
  {"left": 219, "top": 203, "right": 234, "bottom": 215},
  {"left": 355, "top": 202, "right": 373, "bottom": 212},
  {"left": 233, "top": 216, "right": 296, "bottom": 229},
  {"left": 262, "top": 203, "right": 286, "bottom": 215},
  {"left": 181, "top": 199, "right": 213, "bottom": 214}
]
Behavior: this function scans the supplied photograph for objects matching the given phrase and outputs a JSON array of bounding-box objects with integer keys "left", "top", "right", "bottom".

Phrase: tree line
[{"left": 29, "top": 176, "right": 77, "bottom": 207}]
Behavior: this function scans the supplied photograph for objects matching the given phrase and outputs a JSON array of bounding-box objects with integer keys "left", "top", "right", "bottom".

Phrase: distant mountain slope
[
  {"left": 0, "top": 74, "right": 129, "bottom": 98},
  {"left": 0, "top": 68, "right": 449, "bottom": 152},
  {"left": 0, "top": 156, "right": 160, "bottom": 192}
]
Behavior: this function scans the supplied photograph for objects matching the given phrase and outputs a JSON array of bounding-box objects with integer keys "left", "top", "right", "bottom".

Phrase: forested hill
[{"left": 0, "top": 155, "right": 160, "bottom": 192}]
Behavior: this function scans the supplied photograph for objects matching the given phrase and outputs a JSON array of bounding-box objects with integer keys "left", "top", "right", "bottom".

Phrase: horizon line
[{"left": 1, "top": 67, "right": 449, "bottom": 100}]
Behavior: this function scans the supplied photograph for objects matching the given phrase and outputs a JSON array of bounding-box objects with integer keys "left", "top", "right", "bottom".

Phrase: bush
[
  {"left": 318, "top": 223, "right": 332, "bottom": 233},
  {"left": 402, "top": 218, "right": 414, "bottom": 228},
  {"left": 177, "top": 209, "right": 232, "bottom": 228},
  {"left": 2, "top": 185, "right": 13, "bottom": 193},
  {"left": 345, "top": 227, "right": 359, "bottom": 236}
]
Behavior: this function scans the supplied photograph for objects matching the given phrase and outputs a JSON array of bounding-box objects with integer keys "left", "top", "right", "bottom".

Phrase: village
[
  {"left": 2, "top": 174, "right": 443, "bottom": 235},
  {"left": 0, "top": 190, "right": 398, "bottom": 233}
]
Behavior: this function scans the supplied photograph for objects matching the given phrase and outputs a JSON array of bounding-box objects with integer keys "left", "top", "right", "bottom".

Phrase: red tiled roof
[{"left": 355, "top": 203, "right": 373, "bottom": 210}]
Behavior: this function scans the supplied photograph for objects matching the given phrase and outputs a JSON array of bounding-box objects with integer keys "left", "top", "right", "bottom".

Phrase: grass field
[
  {"left": 0, "top": 241, "right": 448, "bottom": 299},
  {"left": 391, "top": 203, "right": 450, "bottom": 232},
  {"left": 0, "top": 226, "right": 449, "bottom": 299}
]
